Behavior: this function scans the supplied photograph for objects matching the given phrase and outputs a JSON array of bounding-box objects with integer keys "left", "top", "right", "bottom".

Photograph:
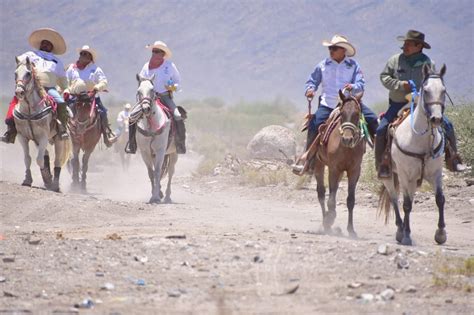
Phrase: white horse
[
  {"left": 130, "top": 74, "right": 178, "bottom": 203},
  {"left": 13, "top": 56, "right": 69, "bottom": 191},
  {"left": 379, "top": 64, "right": 448, "bottom": 246}
]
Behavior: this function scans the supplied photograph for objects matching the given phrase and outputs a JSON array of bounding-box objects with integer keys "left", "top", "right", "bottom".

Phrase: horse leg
[
  {"left": 151, "top": 147, "right": 166, "bottom": 204},
  {"left": 39, "top": 145, "right": 53, "bottom": 190},
  {"left": 433, "top": 174, "right": 447, "bottom": 244},
  {"left": 71, "top": 147, "right": 81, "bottom": 188},
  {"left": 50, "top": 139, "right": 65, "bottom": 193},
  {"left": 164, "top": 153, "right": 178, "bottom": 204},
  {"left": 81, "top": 151, "right": 92, "bottom": 192},
  {"left": 324, "top": 169, "right": 339, "bottom": 232},
  {"left": 401, "top": 193, "right": 413, "bottom": 245},
  {"left": 314, "top": 162, "right": 326, "bottom": 230},
  {"left": 346, "top": 167, "right": 361, "bottom": 239},
  {"left": 19, "top": 137, "right": 33, "bottom": 186}
]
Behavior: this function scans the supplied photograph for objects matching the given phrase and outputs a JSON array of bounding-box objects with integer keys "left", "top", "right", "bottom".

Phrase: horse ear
[
  {"left": 354, "top": 91, "right": 364, "bottom": 101},
  {"left": 25, "top": 57, "right": 31, "bottom": 68},
  {"left": 136, "top": 73, "right": 141, "bottom": 84},
  {"left": 15, "top": 56, "right": 20, "bottom": 64},
  {"left": 338, "top": 89, "right": 346, "bottom": 102},
  {"left": 439, "top": 64, "right": 447, "bottom": 78},
  {"left": 422, "top": 63, "right": 431, "bottom": 79},
  {"left": 150, "top": 74, "right": 155, "bottom": 82}
]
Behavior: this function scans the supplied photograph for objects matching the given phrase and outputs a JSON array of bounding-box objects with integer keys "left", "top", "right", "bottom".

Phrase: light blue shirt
[{"left": 305, "top": 57, "right": 365, "bottom": 109}]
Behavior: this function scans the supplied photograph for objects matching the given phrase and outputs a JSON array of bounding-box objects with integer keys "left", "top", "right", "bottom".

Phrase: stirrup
[
  {"left": 124, "top": 141, "right": 136, "bottom": 154},
  {"left": 59, "top": 131, "right": 69, "bottom": 140},
  {"left": 377, "top": 165, "right": 391, "bottom": 179}
]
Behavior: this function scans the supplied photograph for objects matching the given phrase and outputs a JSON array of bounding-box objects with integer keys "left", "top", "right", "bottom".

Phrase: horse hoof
[
  {"left": 396, "top": 229, "right": 403, "bottom": 243},
  {"left": 434, "top": 229, "right": 447, "bottom": 244},
  {"left": 348, "top": 231, "right": 358, "bottom": 239},
  {"left": 22, "top": 181, "right": 32, "bottom": 187},
  {"left": 163, "top": 197, "right": 172, "bottom": 204},
  {"left": 149, "top": 197, "right": 161, "bottom": 204},
  {"left": 401, "top": 237, "right": 413, "bottom": 246}
]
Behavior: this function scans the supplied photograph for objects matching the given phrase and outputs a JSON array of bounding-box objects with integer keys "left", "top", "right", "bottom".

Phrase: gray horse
[
  {"left": 13, "top": 57, "right": 69, "bottom": 191},
  {"left": 129, "top": 74, "right": 178, "bottom": 203},
  {"left": 379, "top": 64, "right": 448, "bottom": 246}
]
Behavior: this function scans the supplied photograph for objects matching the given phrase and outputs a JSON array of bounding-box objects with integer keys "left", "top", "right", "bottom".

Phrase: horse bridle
[
  {"left": 339, "top": 95, "right": 362, "bottom": 148},
  {"left": 420, "top": 75, "right": 446, "bottom": 116},
  {"left": 15, "top": 65, "right": 35, "bottom": 98}
]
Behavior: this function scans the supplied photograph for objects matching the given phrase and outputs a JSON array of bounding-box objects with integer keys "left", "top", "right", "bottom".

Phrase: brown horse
[
  {"left": 67, "top": 93, "right": 102, "bottom": 191},
  {"left": 313, "top": 90, "right": 366, "bottom": 238}
]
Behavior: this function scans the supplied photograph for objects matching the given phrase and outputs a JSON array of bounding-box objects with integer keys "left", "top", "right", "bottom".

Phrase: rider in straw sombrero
[
  {"left": 292, "top": 34, "right": 379, "bottom": 174},
  {"left": 65, "top": 45, "right": 117, "bottom": 147},
  {"left": 1, "top": 28, "right": 69, "bottom": 143},
  {"left": 126, "top": 40, "right": 187, "bottom": 154}
]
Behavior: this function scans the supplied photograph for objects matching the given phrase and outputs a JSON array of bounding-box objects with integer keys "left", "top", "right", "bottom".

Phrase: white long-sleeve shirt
[
  {"left": 18, "top": 50, "right": 66, "bottom": 89},
  {"left": 139, "top": 60, "right": 181, "bottom": 94},
  {"left": 66, "top": 62, "right": 108, "bottom": 92},
  {"left": 305, "top": 57, "right": 365, "bottom": 109}
]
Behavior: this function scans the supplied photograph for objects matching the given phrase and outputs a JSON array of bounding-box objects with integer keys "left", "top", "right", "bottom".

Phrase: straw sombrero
[
  {"left": 145, "top": 41, "right": 172, "bottom": 59},
  {"left": 322, "top": 34, "right": 356, "bottom": 57},
  {"left": 77, "top": 45, "right": 98, "bottom": 61},
  {"left": 28, "top": 28, "right": 66, "bottom": 55}
]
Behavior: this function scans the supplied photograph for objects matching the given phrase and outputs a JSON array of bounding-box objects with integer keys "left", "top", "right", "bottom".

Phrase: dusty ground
[{"left": 0, "top": 142, "right": 473, "bottom": 314}]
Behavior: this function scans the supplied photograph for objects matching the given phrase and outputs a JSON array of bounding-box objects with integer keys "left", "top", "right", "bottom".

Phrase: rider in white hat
[
  {"left": 115, "top": 103, "right": 132, "bottom": 137},
  {"left": 1, "top": 28, "right": 69, "bottom": 143},
  {"left": 293, "top": 34, "right": 378, "bottom": 174},
  {"left": 126, "top": 40, "right": 187, "bottom": 154},
  {"left": 65, "top": 45, "right": 116, "bottom": 147}
]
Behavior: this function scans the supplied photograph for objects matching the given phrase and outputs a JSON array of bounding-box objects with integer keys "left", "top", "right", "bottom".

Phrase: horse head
[
  {"left": 135, "top": 73, "right": 156, "bottom": 117},
  {"left": 420, "top": 64, "right": 447, "bottom": 127},
  {"left": 15, "top": 56, "right": 35, "bottom": 100},
  {"left": 338, "top": 89, "right": 363, "bottom": 148}
]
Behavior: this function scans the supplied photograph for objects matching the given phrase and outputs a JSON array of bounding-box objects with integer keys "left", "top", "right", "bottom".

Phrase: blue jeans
[
  {"left": 309, "top": 103, "right": 378, "bottom": 137},
  {"left": 45, "top": 87, "right": 65, "bottom": 103}
]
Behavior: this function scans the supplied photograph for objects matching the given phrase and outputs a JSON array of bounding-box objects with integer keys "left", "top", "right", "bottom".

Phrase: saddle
[{"left": 380, "top": 108, "right": 411, "bottom": 179}]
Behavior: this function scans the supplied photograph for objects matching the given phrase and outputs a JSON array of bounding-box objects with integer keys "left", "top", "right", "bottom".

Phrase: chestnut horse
[
  {"left": 314, "top": 90, "right": 366, "bottom": 237},
  {"left": 67, "top": 93, "right": 101, "bottom": 191}
]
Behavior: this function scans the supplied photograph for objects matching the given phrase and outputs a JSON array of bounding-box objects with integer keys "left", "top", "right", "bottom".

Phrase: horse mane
[{"left": 30, "top": 63, "right": 48, "bottom": 99}]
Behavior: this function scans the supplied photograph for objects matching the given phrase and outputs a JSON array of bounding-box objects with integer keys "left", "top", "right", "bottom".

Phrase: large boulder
[{"left": 247, "top": 125, "right": 296, "bottom": 160}]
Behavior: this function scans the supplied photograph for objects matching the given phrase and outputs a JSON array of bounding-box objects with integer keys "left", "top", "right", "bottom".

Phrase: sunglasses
[
  {"left": 328, "top": 46, "right": 342, "bottom": 51},
  {"left": 152, "top": 49, "right": 165, "bottom": 54},
  {"left": 80, "top": 51, "right": 92, "bottom": 57}
]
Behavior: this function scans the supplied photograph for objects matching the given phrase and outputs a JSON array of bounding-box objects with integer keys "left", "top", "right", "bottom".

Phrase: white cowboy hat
[
  {"left": 124, "top": 103, "right": 131, "bottom": 110},
  {"left": 28, "top": 28, "right": 67, "bottom": 55},
  {"left": 322, "top": 34, "right": 356, "bottom": 57},
  {"left": 145, "top": 41, "right": 172, "bottom": 59},
  {"left": 77, "top": 45, "right": 98, "bottom": 61}
]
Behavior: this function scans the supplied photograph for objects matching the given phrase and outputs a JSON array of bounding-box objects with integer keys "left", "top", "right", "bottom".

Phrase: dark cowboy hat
[{"left": 397, "top": 30, "right": 431, "bottom": 49}]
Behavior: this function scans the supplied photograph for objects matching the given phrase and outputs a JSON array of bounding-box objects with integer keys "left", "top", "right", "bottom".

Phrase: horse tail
[
  {"left": 377, "top": 184, "right": 392, "bottom": 224},
  {"left": 60, "top": 138, "right": 72, "bottom": 167}
]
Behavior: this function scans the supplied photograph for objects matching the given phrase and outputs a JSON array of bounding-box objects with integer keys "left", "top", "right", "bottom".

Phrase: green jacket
[{"left": 380, "top": 52, "right": 434, "bottom": 103}]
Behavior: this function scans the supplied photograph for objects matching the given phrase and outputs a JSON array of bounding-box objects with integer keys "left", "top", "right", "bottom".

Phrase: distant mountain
[{"left": 1, "top": 0, "right": 472, "bottom": 108}]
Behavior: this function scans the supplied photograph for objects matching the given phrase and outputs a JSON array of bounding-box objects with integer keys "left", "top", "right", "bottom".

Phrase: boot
[
  {"left": 56, "top": 103, "right": 69, "bottom": 140},
  {"left": 1, "top": 120, "right": 17, "bottom": 144},
  {"left": 125, "top": 122, "right": 137, "bottom": 154},
  {"left": 100, "top": 112, "right": 117, "bottom": 148},
  {"left": 175, "top": 119, "right": 186, "bottom": 154},
  {"left": 444, "top": 127, "right": 467, "bottom": 172},
  {"left": 292, "top": 128, "right": 317, "bottom": 174},
  {"left": 375, "top": 135, "right": 390, "bottom": 178}
]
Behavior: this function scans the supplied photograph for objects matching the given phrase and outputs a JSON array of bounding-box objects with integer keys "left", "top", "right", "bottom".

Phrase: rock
[
  {"left": 348, "top": 282, "right": 363, "bottom": 289},
  {"left": 380, "top": 288, "right": 395, "bottom": 301},
  {"left": 253, "top": 255, "right": 263, "bottom": 263},
  {"left": 284, "top": 283, "right": 299, "bottom": 294},
  {"left": 74, "top": 298, "right": 94, "bottom": 309},
  {"left": 396, "top": 253, "right": 409, "bottom": 269},
  {"left": 445, "top": 298, "right": 453, "bottom": 304},
  {"left": 28, "top": 236, "right": 41, "bottom": 245},
  {"left": 405, "top": 285, "right": 417, "bottom": 293},
  {"left": 167, "top": 289, "right": 182, "bottom": 298},
  {"left": 377, "top": 244, "right": 389, "bottom": 255},
  {"left": 165, "top": 235, "right": 186, "bottom": 239},
  {"left": 0, "top": 276, "right": 6, "bottom": 283},
  {"left": 3, "top": 291, "right": 18, "bottom": 297},
  {"left": 247, "top": 125, "right": 296, "bottom": 160},
  {"left": 2, "top": 256, "right": 15, "bottom": 263},
  {"left": 134, "top": 255, "right": 148, "bottom": 263},
  {"left": 358, "top": 293, "right": 374, "bottom": 302},
  {"left": 95, "top": 272, "right": 105, "bottom": 277},
  {"left": 101, "top": 283, "right": 115, "bottom": 291}
]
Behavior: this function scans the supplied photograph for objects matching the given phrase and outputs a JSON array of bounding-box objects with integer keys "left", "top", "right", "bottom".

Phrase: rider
[
  {"left": 115, "top": 103, "right": 132, "bottom": 137},
  {"left": 1, "top": 28, "right": 69, "bottom": 143},
  {"left": 65, "top": 45, "right": 116, "bottom": 147},
  {"left": 293, "top": 34, "right": 378, "bottom": 174},
  {"left": 376, "top": 29, "right": 466, "bottom": 177},
  {"left": 126, "top": 40, "right": 186, "bottom": 154}
]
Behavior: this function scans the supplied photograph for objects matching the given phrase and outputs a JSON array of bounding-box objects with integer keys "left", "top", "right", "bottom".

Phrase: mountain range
[{"left": 1, "top": 0, "right": 472, "bottom": 108}]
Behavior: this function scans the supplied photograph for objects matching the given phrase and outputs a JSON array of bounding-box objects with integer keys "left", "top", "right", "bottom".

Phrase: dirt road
[{"left": 0, "top": 143, "right": 473, "bottom": 314}]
